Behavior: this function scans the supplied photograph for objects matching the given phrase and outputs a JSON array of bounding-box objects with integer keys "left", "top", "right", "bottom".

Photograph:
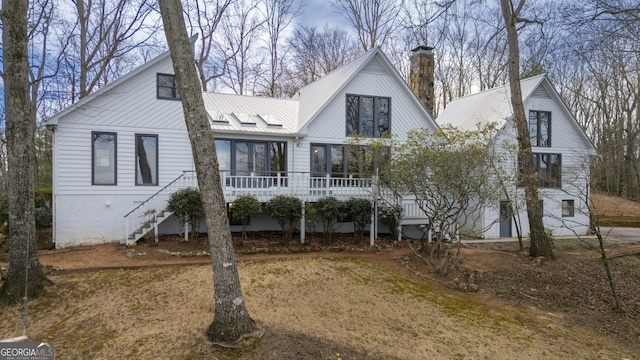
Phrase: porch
[{"left": 124, "top": 171, "right": 427, "bottom": 245}]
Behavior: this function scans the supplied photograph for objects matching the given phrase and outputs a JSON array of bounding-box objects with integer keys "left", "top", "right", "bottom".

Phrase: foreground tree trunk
[
  {"left": 500, "top": 0, "right": 553, "bottom": 259},
  {"left": 0, "top": 0, "right": 52, "bottom": 305},
  {"left": 157, "top": 0, "right": 256, "bottom": 344}
]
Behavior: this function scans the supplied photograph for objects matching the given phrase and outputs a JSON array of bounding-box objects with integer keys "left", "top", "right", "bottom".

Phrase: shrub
[
  {"left": 380, "top": 204, "right": 403, "bottom": 241},
  {"left": 0, "top": 193, "right": 51, "bottom": 233},
  {"left": 231, "top": 195, "right": 262, "bottom": 246},
  {"left": 265, "top": 195, "right": 302, "bottom": 246},
  {"left": 304, "top": 201, "right": 318, "bottom": 244},
  {"left": 346, "top": 198, "right": 372, "bottom": 242},
  {"left": 315, "top": 197, "right": 344, "bottom": 242},
  {"left": 167, "top": 187, "right": 203, "bottom": 240}
]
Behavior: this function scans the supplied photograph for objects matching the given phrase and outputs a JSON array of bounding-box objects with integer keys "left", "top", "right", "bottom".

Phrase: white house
[
  {"left": 436, "top": 74, "right": 597, "bottom": 238},
  {"left": 46, "top": 45, "right": 440, "bottom": 248}
]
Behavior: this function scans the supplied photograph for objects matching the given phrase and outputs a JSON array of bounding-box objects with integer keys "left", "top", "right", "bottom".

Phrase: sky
[{"left": 294, "top": 0, "right": 352, "bottom": 29}]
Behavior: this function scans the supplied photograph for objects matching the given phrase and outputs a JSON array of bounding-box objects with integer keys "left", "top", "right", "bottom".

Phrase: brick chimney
[{"left": 409, "top": 46, "right": 435, "bottom": 117}]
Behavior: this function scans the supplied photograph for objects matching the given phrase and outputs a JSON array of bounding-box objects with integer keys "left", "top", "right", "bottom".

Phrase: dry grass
[
  {"left": 0, "top": 258, "right": 635, "bottom": 359},
  {"left": 591, "top": 191, "right": 640, "bottom": 217}
]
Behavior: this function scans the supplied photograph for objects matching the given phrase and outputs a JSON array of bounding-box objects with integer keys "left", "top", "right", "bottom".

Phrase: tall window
[
  {"left": 92, "top": 132, "right": 117, "bottom": 185},
  {"left": 157, "top": 73, "right": 180, "bottom": 100},
  {"left": 535, "top": 153, "right": 561, "bottom": 188},
  {"left": 214, "top": 139, "right": 286, "bottom": 176},
  {"left": 518, "top": 153, "right": 562, "bottom": 188},
  {"left": 346, "top": 94, "right": 390, "bottom": 137},
  {"left": 136, "top": 134, "right": 158, "bottom": 186},
  {"left": 529, "top": 110, "right": 551, "bottom": 147}
]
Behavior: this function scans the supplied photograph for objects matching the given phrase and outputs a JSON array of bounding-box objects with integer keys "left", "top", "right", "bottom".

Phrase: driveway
[{"left": 599, "top": 226, "right": 640, "bottom": 242}]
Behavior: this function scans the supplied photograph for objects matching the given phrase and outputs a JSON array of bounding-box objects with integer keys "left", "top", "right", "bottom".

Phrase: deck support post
[{"left": 300, "top": 202, "right": 306, "bottom": 244}]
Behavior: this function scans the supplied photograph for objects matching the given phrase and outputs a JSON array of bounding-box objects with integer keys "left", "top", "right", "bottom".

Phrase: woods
[{"left": 1, "top": 0, "right": 638, "bottom": 200}]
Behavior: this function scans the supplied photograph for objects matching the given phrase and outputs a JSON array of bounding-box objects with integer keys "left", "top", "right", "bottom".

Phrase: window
[
  {"left": 529, "top": 110, "right": 551, "bottom": 147},
  {"left": 535, "top": 153, "right": 561, "bottom": 188},
  {"left": 214, "top": 139, "right": 286, "bottom": 176},
  {"left": 92, "top": 132, "right": 117, "bottom": 185},
  {"left": 346, "top": 95, "right": 390, "bottom": 137},
  {"left": 311, "top": 143, "right": 389, "bottom": 178},
  {"left": 136, "top": 134, "right": 158, "bottom": 185},
  {"left": 157, "top": 73, "right": 180, "bottom": 100},
  {"left": 517, "top": 153, "right": 562, "bottom": 188},
  {"left": 562, "top": 200, "right": 575, "bottom": 217}
]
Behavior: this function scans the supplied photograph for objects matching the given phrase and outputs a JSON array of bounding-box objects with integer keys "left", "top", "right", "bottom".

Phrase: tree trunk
[
  {"left": 499, "top": 0, "right": 553, "bottom": 259},
  {"left": 0, "top": 0, "right": 52, "bottom": 305},
  {"left": 157, "top": 0, "right": 255, "bottom": 344}
]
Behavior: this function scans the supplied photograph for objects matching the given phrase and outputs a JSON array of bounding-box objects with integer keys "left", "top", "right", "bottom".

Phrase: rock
[
  {"left": 458, "top": 282, "right": 468, "bottom": 291},
  {"left": 468, "top": 272, "right": 477, "bottom": 285},
  {"left": 534, "top": 256, "right": 546, "bottom": 266},
  {"left": 453, "top": 277, "right": 460, "bottom": 284},
  {"left": 468, "top": 284, "right": 479, "bottom": 292},
  {"left": 153, "top": 249, "right": 171, "bottom": 254}
]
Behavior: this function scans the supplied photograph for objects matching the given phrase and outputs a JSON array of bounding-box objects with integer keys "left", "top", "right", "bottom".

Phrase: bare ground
[{"left": 1, "top": 230, "right": 639, "bottom": 359}]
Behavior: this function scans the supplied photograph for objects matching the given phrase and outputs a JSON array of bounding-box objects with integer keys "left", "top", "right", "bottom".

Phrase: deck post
[
  {"left": 184, "top": 219, "right": 189, "bottom": 242},
  {"left": 300, "top": 203, "right": 306, "bottom": 244},
  {"left": 369, "top": 201, "right": 375, "bottom": 246}
]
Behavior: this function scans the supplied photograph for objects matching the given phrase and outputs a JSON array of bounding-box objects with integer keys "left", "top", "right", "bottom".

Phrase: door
[{"left": 499, "top": 201, "right": 512, "bottom": 237}]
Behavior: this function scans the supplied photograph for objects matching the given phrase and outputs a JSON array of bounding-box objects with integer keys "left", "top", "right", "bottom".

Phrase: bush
[
  {"left": 0, "top": 193, "right": 51, "bottom": 233},
  {"left": 167, "top": 187, "right": 203, "bottom": 240},
  {"left": 304, "top": 201, "right": 318, "bottom": 244},
  {"left": 315, "top": 197, "right": 344, "bottom": 242},
  {"left": 265, "top": 195, "right": 302, "bottom": 246},
  {"left": 231, "top": 195, "right": 262, "bottom": 246},
  {"left": 346, "top": 198, "right": 372, "bottom": 242}
]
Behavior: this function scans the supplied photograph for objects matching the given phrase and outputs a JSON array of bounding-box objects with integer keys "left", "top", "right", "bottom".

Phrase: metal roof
[
  {"left": 201, "top": 93, "right": 299, "bottom": 136},
  {"left": 436, "top": 74, "right": 546, "bottom": 130}
]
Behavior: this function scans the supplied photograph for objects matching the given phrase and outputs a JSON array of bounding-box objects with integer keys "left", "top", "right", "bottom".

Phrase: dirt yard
[
  {"left": 1, "top": 191, "right": 640, "bottom": 359},
  {"left": 1, "top": 230, "right": 639, "bottom": 359}
]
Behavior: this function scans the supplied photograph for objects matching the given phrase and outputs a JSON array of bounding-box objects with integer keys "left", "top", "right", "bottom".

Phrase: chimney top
[{"left": 411, "top": 45, "right": 434, "bottom": 56}]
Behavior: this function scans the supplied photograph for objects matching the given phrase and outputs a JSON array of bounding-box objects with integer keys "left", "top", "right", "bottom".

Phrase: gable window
[
  {"left": 529, "top": 110, "right": 551, "bottom": 147},
  {"left": 562, "top": 200, "right": 575, "bottom": 217},
  {"left": 157, "top": 73, "right": 180, "bottom": 100},
  {"left": 346, "top": 95, "right": 390, "bottom": 138},
  {"left": 136, "top": 134, "right": 158, "bottom": 186},
  {"left": 92, "top": 132, "right": 117, "bottom": 185}
]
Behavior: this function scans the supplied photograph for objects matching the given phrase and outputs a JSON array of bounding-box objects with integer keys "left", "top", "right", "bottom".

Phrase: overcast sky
[{"left": 294, "top": 0, "right": 351, "bottom": 29}]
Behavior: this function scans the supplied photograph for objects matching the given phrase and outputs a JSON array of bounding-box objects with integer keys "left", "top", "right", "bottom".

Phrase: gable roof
[
  {"left": 436, "top": 74, "right": 596, "bottom": 153},
  {"left": 46, "top": 49, "right": 173, "bottom": 126},
  {"left": 293, "top": 47, "right": 439, "bottom": 133}
]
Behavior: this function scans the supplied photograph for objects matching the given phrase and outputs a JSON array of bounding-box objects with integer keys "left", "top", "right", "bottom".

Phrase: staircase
[{"left": 123, "top": 171, "right": 197, "bottom": 245}]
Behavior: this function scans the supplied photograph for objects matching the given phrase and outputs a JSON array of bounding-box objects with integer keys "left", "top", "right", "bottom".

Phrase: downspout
[{"left": 48, "top": 124, "right": 57, "bottom": 248}]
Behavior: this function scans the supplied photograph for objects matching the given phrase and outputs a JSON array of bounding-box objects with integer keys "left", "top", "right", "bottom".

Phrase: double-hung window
[
  {"left": 562, "top": 200, "right": 575, "bottom": 217},
  {"left": 135, "top": 134, "right": 158, "bottom": 186},
  {"left": 157, "top": 73, "right": 180, "bottom": 100},
  {"left": 92, "top": 132, "right": 117, "bottom": 185},
  {"left": 346, "top": 95, "right": 390, "bottom": 138},
  {"left": 529, "top": 110, "right": 551, "bottom": 147}
]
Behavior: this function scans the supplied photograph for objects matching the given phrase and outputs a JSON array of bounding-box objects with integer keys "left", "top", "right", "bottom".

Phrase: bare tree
[
  {"left": 157, "top": 0, "right": 256, "bottom": 344},
  {"left": 184, "top": 0, "right": 235, "bottom": 91},
  {"left": 500, "top": 0, "right": 552, "bottom": 259},
  {"left": 61, "top": 0, "right": 160, "bottom": 101},
  {"left": 257, "top": 0, "right": 300, "bottom": 97},
  {"left": 285, "top": 25, "right": 359, "bottom": 93},
  {"left": 332, "top": 0, "right": 404, "bottom": 51},
  {"left": 0, "top": 0, "right": 52, "bottom": 305},
  {"left": 215, "top": 0, "right": 265, "bottom": 94}
]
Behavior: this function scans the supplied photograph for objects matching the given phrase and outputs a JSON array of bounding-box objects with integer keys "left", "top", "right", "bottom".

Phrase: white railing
[
  {"left": 124, "top": 171, "right": 375, "bottom": 243},
  {"left": 124, "top": 171, "right": 197, "bottom": 243}
]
